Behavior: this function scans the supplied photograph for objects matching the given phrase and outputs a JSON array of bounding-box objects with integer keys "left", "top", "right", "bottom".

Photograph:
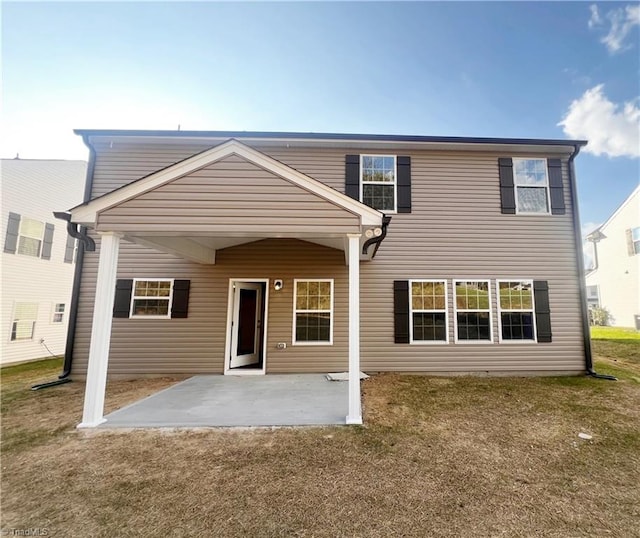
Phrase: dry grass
[{"left": 2, "top": 351, "right": 640, "bottom": 537}]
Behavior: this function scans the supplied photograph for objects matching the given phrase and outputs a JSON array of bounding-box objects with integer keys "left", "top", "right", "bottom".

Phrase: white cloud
[
  {"left": 588, "top": 4, "right": 602, "bottom": 28},
  {"left": 588, "top": 3, "right": 640, "bottom": 53},
  {"left": 558, "top": 85, "right": 640, "bottom": 158}
]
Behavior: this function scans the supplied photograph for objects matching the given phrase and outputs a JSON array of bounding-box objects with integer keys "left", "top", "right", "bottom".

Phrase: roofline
[
  {"left": 592, "top": 183, "right": 640, "bottom": 234},
  {"left": 73, "top": 129, "right": 587, "bottom": 148}
]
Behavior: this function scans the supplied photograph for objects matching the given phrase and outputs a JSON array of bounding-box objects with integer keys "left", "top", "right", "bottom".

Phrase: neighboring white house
[
  {"left": 586, "top": 185, "right": 640, "bottom": 329},
  {"left": 1, "top": 159, "right": 87, "bottom": 365}
]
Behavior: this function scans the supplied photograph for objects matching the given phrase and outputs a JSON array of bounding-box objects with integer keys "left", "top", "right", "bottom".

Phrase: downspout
[
  {"left": 568, "top": 144, "right": 616, "bottom": 381},
  {"left": 32, "top": 136, "right": 97, "bottom": 390}
]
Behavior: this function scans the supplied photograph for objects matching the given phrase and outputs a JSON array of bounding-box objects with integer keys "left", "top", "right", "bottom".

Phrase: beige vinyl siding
[
  {"left": 72, "top": 238, "right": 348, "bottom": 377},
  {"left": 73, "top": 138, "right": 585, "bottom": 376},
  {"left": 96, "top": 155, "right": 359, "bottom": 235}
]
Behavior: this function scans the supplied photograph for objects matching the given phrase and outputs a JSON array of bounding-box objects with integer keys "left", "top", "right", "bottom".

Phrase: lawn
[{"left": 1, "top": 336, "right": 639, "bottom": 537}]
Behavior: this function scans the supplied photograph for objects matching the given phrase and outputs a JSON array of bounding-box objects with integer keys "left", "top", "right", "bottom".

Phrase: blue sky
[{"left": 2, "top": 1, "right": 638, "bottom": 246}]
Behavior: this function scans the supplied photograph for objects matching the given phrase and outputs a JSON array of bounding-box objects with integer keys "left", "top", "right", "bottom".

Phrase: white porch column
[
  {"left": 346, "top": 233, "right": 362, "bottom": 424},
  {"left": 78, "top": 232, "right": 121, "bottom": 428}
]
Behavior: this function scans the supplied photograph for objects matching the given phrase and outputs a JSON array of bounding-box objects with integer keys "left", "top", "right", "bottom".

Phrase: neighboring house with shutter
[
  {"left": 586, "top": 185, "right": 640, "bottom": 328},
  {"left": 60, "top": 130, "right": 594, "bottom": 427},
  {"left": 1, "top": 159, "right": 87, "bottom": 365}
]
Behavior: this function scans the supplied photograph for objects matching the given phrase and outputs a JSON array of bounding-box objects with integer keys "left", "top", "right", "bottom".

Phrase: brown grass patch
[{"left": 2, "top": 356, "right": 639, "bottom": 537}]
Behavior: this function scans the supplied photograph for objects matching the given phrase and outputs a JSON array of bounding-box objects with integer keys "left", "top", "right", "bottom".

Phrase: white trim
[
  {"left": 78, "top": 232, "right": 121, "bottom": 428},
  {"left": 496, "top": 279, "right": 538, "bottom": 343},
  {"left": 292, "top": 279, "right": 334, "bottom": 346},
  {"left": 71, "top": 139, "right": 383, "bottom": 227},
  {"left": 453, "top": 280, "right": 493, "bottom": 344},
  {"left": 409, "top": 279, "right": 449, "bottom": 344},
  {"left": 359, "top": 154, "right": 398, "bottom": 214},
  {"left": 513, "top": 158, "right": 551, "bottom": 215},
  {"left": 346, "top": 233, "right": 362, "bottom": 424},
  {"left": 129, "top": 278, "right": 174, "bottom": 319},
  {"left": 224, "top": 278, "right": 268, "bottom": 375}
]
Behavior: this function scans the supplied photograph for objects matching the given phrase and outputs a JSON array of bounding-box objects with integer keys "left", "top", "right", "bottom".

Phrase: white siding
[
  {"left": 586, "top": 187, "right": 640, "bottom": 328},
  {"left": 1, "top": 159, "right": 86, "bottom": 364}
]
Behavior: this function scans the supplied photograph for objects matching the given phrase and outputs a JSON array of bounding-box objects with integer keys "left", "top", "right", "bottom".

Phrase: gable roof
[{"left": 70, "top": 139, "right": 383, "bottom": 227}]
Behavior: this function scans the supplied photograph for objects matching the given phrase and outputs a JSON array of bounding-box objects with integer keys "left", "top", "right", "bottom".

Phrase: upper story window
[
  {"left": 17, "top": 217, "right": 45, "bottom": 257},
  {"left": 513, "top": 159, "right": 550, "bottom": 214},
  {"left": 4, "top": 213, "right": 54, "bottom": 260},
  {"left": 360, "top": 155, "right": 397, "bottom": 212}
]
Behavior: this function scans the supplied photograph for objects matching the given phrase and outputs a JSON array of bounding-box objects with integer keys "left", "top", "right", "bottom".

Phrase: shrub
[{"left": 589, "top": 306, "right": 611, "bottom": 326}]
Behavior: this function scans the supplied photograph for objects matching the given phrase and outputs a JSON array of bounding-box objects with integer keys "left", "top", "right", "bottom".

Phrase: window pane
[
  {"left": 517, "top": 187, "right": 548, "bottom": 213},
  {"left": 363, "top": 184, "right": 395, "bottom": 211},
  {"left": 632, "top": 227, "right": 640, "bottom": 241},
  {"left": 412, "top": 312, "right": 446, "bottom": 341},
  {"left": 11, "top": 320, "right": 35, "bottom": 340},
  {"left": 20, "top": 218, "right": 44, "bottom": 238},
  {"left": 457, "top": 312, "right": 491, "bottom": 341},
  {"left": 362, "top": 156, "right": 373, "bottom": 168},
  {"left": 296, "top": 313, "right": 331, "bottom": 342},
  {"left": 17, "top": 237, "right": 41, "bottom": 257},
  {"left": 15, "top": 303, "right": 38, "bottom": 319},
  {"left": 501, "top": 313, "right": 534, "bottom": 340},
  {"left": 132, "top": 299, "right": 169, "bottom": 316}
]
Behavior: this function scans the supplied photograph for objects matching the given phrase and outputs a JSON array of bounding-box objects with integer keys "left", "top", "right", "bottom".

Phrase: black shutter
[
  {"left": 547, "top": 159, "right": 565, "bottom": 215},
  {"left": 113, "top": 279, "right": 133, "bottom": 318},
  {"left": 498, "top": 158, "right": 516, "bottom": 214},
  {"left": 64, "top": 235, "right": 76, "bottom": 263},
  {"left": 397, "top": 156, "right": 411, "bottom": 213},
  {"left": 171, "top": 280, "right": 191, "bottom": 318},
  {"left": 4, "top": 212, "right": 20, "bottom": 253},
  {"left": 533, "top": 280, "right": 552, "bottom": 343},
  {"left": 394, "top": 280, "right": 410, "bottom": 343},
  {"left": 41, "top": 223, "right": 55, "bottom": 260},
  {"left": 345, "top": 155, "right": 360, "bottom": 200}
]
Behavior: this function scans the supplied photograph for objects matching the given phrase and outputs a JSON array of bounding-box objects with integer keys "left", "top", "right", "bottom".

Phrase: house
[
  {"left": 59, "top": 130, "right": 594, "bottom": 427},
  {"left": 586, "top": 185, "right": 640, "bottom": 328},
  {"left": 1, "top": 159, "right": 87, "bottom": 365}
]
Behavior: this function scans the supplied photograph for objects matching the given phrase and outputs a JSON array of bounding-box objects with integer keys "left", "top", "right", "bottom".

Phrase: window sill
[{"left": 292, "top": 341, "right": 333, "bottom": 346}]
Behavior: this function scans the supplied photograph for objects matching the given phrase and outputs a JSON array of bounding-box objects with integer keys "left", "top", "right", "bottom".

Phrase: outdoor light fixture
[{"left": 274, "top": 280, "right": 283, "bottom": 291}]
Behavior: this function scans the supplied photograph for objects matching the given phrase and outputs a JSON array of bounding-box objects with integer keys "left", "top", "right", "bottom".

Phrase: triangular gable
[{"left": 71, "top": 139, "right": 382, "bottom": 227}]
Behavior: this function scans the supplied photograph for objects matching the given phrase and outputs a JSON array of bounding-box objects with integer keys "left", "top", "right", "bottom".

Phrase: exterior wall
[
  {"left": 1, "top": 159, "right": 86, "bottom": 364},
  {"left": 97, "top": 155, "right": 360, "bottom": 235},
  {"left": 71, "top": 138, "right": 586, "bottom": 377},
  {"left": 586, "top": 188, "right": 640, "bottom": 328},
  {"left": 72, "top": 238, "right": 348, "bottom": 376}
]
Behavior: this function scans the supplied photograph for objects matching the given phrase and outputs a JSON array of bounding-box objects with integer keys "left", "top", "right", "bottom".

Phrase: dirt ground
[{"left": 1, "top": 347, "right": 639, "bottom": 537}]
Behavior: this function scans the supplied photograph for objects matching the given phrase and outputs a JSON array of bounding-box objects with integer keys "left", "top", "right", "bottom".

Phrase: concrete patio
[{"left": 100, "top": 374, "right": 350, "bottom": 428}]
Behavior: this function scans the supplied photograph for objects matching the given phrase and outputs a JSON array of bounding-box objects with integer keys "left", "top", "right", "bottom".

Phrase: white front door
[{"left": 229, "top": 282, "right": 263, "bottom": 369}]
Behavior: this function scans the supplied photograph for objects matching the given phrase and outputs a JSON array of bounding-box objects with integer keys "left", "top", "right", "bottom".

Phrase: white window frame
[
  {"left": 11, "top": 302, "right": 38, "bottom": 341},
  {"left": 497, "top": 279, "right": 537, "bottom": 343},
  {"left": 409, "top": 279, "right": 449, "bottom": 344},
  {"left": 453, "top": 280, "right": 493, "bottom": 344},
  {"left": 513, "top": 158, "right": 550, "bottom": 215},
  {"left": 129, "top": 278, "right": 174, "bottom": 319},
  {"left": 632, "top": 227, "right": 640, "bottom": 255},
  {"left": 292, "top": 279, "right": 334, "bottom": 346},
  {"left": 52, "top": 303, "right": 65, "bottom": 323},
  {"left": 17, "top": 217, "right": 45, "bottom": 257},
  {"left": 360, "top": 154, "right": 397, "bottom": 213}
]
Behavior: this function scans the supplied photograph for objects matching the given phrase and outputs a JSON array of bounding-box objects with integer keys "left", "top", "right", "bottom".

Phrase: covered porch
[{"left": 67, "top": 139, "right": 388, "bottom": 428}]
